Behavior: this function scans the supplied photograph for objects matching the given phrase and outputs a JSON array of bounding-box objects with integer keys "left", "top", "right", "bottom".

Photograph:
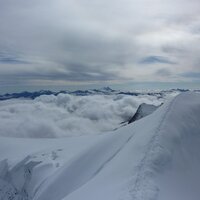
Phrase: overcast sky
[{"left": 0, "top": 0, "right": 200, "bottom": 92}]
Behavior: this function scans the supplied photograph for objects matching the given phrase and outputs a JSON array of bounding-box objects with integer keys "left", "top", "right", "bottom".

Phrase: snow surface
[{"left": 0, "top": 92, "right": 200, "bottom": 200}]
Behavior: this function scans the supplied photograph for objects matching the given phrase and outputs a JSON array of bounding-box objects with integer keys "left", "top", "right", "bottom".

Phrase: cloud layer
[
  {"left": 0, "top": 94, "right": 162, "bottom": 138},
  {"left": 0, "top": 0, "right": 200, "bottom": 88}
]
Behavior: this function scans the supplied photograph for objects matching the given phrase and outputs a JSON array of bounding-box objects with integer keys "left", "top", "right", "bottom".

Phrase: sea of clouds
[{"left": 0, "top": 93, "right": 164, "bottom": 138}]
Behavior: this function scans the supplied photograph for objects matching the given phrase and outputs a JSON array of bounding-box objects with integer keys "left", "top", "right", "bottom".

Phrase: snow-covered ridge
[
  {"left": 128, "top": 103, "right": 160, "bottom": 123},
  {"left": 0, "top": 92, "right": 200, "bottom": 200}
]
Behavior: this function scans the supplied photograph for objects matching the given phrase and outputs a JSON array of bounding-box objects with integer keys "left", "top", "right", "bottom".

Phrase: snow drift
[{"left": 0, "top": 92, "right": 200, "bottom": 200}]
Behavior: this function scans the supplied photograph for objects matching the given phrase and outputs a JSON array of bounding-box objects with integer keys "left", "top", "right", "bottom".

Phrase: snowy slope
[{"left": 0, "top": 92, "right": 200, "bottom": 200}]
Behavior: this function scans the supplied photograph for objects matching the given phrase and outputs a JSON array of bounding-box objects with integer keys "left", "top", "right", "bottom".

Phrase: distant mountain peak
[{"left": 101, "top": 86, "right": 113, "bottom": 91}]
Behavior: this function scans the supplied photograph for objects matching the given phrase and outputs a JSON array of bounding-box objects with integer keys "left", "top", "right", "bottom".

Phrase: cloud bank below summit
[{"left": 0, "top": 94, "right": 162, "bottom": 138}]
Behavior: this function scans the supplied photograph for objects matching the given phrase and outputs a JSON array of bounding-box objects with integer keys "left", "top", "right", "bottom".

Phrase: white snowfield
[{"left": 0, "top": 92, "right": 200, "bottom": 200}]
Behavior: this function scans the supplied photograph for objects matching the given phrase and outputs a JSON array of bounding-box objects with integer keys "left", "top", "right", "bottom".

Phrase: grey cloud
[
  {"left": 181, "top": 72, "right": 200, "bottom": 79},
  {"left": 140, "top": 56, "right": 177, "bottom": 65},
  {"left": 155, "top": 68, "right": 172, "bottom": 77},
  {"left": 0, "top": 0, "right": 200, "bottom": 88},
  {"left": 0, "top": 62, "right": 122, "bottom": 86},
  {"left": 0, "top": 52, "right": 30, "bottom": 64},
  {"left": 161, "top": 46, "right": 186, "bottom": 54}
]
